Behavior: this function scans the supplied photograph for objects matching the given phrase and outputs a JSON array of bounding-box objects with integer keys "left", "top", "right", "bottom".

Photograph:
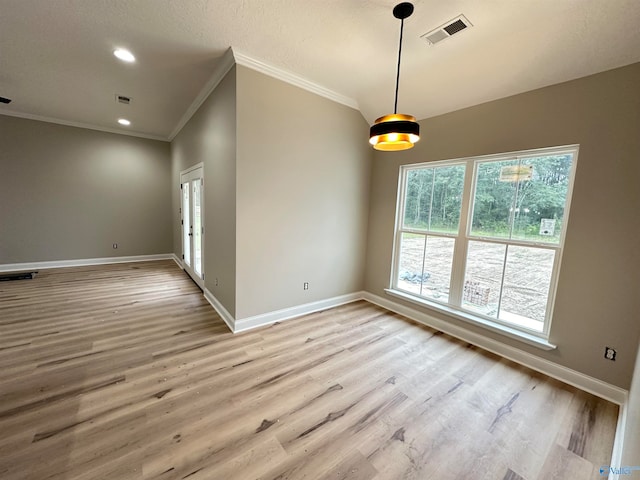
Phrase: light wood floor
[{"left": 0, "top": 261, "right": 618, "bottom": 480}]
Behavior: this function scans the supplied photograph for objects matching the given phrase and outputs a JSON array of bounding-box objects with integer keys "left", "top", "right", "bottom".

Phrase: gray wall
[
  {"left": 171, "top": 67, "right": 237, "bottom": 317},
  {"left": 235, "top": 66, "right": 371, "bottom": 319},
  {"left": 0, "top": 116, "right": 172, "bottom": 264},
  {"left": 364, "top": 62, "right": 640, "bottom": 389}
]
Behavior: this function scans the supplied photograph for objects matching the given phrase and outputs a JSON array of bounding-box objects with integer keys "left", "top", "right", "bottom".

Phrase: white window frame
[{"left": 388, "top": 145, "right": 579, "bottom": 347}]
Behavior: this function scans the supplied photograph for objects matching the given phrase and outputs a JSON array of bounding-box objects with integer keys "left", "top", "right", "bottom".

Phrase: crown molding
[
  {"left": 231, "top": 48, "right": 359, "bottom": 111},
  {"left": 2, "top": 47, "right": 360, "bottom": 143},
  {"left": 0, "top": 109, "right": 168, "bottom": 142},
  {"left": 168, "top": 48, "right": 236, "bottom": 141},
  {"left": 168, "top": 47, "right": 360, "bottom": 141}
]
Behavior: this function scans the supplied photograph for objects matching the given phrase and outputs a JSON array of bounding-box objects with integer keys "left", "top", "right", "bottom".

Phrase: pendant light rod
[
  {"left": 394, "top": 17, "right": 404, "bottom": 114},
  {"left": 392, "top": 2, "right": 414, "bottom": 114}
]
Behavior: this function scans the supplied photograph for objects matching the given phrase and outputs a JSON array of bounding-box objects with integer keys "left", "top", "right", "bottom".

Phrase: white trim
[
  {"left": 180, "top": 162, "right": 205, "bottom": 175},
  {"left": 179, "top": 164, "right": 205, "bottom": 290},
  {"left": 0, "top": 109, "right": 168, "bottom": 142},
  {"left": 171, "top": 254, "right": 183, "bottom": 269},
  {"left": 392, "top": 145, "right": 580, "bottom": 341},
  {"left": 233, "top": 292, "right": 364, "bottom": 333},
  {"left": 168, "top": 48, "right": 236, "bottom": 141},
  {"left": 609, "top": 401, "right": 629, "bottom": 480},
  {"left": 386, "top": 288, "right": 556, "bottom": 350},
  {"left": 362, "top": 291, "right": 628, "bottom": 405},
  {"left": 2, "top": 47, "right": 359, "bottom": 142},
  {"left": 0, "top": 254, "right": 175, "bottom": 272},
  {"left": 203, "top": 288, "right": 236, "bottom": 333},
  {"left": 232, "top": 48, "right": 359, "bottom": 111}
]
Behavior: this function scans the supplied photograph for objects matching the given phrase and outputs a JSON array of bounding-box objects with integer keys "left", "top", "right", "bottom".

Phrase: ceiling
[{"left": 1, "top": 0, "right": 639, "bottom": 141}]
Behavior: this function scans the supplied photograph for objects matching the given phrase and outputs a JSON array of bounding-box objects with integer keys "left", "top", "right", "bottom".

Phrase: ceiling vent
[
  {"left": 115, "top": 94, "right": 131, "bottom": 105},
  {"left": 421, "top": 14, "right": 472, "bottom": 45}
]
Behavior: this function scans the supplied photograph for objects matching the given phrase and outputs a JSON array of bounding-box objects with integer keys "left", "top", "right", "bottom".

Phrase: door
[{"left": 180, "top": 165, "right": 204, "bottom": 288}]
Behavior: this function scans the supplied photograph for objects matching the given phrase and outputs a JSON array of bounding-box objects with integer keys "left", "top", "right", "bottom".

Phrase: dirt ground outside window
[{"left": 397, "top": 236, "right": 554, "bottom": 326}]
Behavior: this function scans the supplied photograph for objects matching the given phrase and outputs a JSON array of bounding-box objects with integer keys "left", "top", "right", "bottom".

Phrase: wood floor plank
[{"left": 0, "top": 261, "right": 618, "bottom": 480}]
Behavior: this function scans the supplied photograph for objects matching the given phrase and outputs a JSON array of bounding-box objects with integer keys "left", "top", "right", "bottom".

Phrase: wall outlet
[
  {"left": 604, "top": 347, "right": 616, "bottom": 361},
  {"left": 303, "top": 282, "right": 309, "bottom": 290},
  {"left": 112, "top": 243, "right": 118, "bottom": 249}
]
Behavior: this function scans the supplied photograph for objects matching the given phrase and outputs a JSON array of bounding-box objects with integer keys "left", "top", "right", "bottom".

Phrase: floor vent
[
  {"left": 421, "top": 15, "right": 472, "bottom": 45},
  {"left": 0, "top": 271, "right": 38, "bottom": 281}
]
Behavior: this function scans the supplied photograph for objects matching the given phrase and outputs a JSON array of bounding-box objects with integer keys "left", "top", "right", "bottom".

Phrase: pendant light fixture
[{"left": 369, "top": 2, "right": 420, "bottom": 151}]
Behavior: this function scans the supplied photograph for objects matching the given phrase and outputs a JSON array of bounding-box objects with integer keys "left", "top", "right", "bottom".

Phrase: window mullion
[
  {"left": 542, "top": 248, "right": 563, "bottom": 336},
  {"left": 495, "top": 244, "right": 509, "bottom": 318},
  {"left": 390, "top": 169, "right": 410, "bottom": 289},
  {"left": 449, "top": 159, "right": 475, "bottom": 306},
  {"left": 508, "top": 158, "right": 521, "bottom": 239},
  {"left": 419, "top": 234, "right": 428, "bottom": 297},
  {"left": 428, "top": 170, "right": 435, "bottom": 230}
]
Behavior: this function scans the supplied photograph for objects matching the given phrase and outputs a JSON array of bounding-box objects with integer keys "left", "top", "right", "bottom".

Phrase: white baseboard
[
  {"left": 203, "top": 288, "right": 235, "bottom": 333},
  {"left": 202, "top": 290, "right": 364, "bottom": 334},
  {"left": 171, "top": 254, "right": 183, "bottom": 269},
  {"left": 0, "top": 253, "right": 175, "bottom": 272},
  {"left": 233, "top": 292, "right": 364, "bottom": 333},
  {"left": 198, "top": 286, "right": 628, "bottom": 405},
  {"left": 362, "top": 291, "right": 628, "bottom": 405}
]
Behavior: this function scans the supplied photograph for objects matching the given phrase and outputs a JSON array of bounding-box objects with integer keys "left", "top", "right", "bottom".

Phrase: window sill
[{"left": 384, "top": 288, "right": 557, "bottom": 351}]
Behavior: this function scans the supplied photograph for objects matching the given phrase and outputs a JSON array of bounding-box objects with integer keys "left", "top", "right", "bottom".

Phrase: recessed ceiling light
[
  {"left": 113, "top": 48, "right": 135, "bottom": 63},
  {"left": 118, "top": 118, "right": 131, "bottom": 126}
]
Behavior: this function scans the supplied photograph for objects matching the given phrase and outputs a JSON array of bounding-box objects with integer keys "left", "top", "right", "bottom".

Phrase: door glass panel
[
  {"left": 182, "top": 182, "right": 191, "bottom": 266},
  {"left": 193, "top": 180, "right": 202, "bottom": 276}
]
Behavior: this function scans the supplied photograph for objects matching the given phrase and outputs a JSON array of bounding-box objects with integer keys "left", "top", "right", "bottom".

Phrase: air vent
[
  {"left": 115, "top": 94, "right": 131, "bottom": 105},
  {"left": 443, "top": 19, "right": 467, "bottom": 36},
  {"left": 0, "top": 96, "right": 12, "bottom": 104},
  {"left": 421, "top": 14, "right": 472, "bottom": 45}
]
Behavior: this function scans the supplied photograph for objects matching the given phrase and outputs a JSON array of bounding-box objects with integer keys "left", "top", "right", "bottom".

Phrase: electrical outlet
[
  {"left": 303, "top": 282, "right": 309, "bottom": 290},
  {"left": 112, "top": 243, "right": 118, "bottom": 249},
  {"left": 604, "top": 347, "right": 616, "bottom": 361}
]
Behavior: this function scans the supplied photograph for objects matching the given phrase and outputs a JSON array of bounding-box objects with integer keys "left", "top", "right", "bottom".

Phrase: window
[{"left": 392, "top": 146, "right": 578, "bottom": 338}]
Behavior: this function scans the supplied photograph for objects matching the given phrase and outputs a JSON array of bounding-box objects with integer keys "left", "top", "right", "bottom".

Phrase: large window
[{"left": 392, "top": 146, "right": 578, "bottom": 338}]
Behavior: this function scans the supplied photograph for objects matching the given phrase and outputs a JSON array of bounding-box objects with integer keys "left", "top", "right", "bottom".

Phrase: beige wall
[
  {"left": 235, "top": 66, "right": 371, "bottom": 319},
  {"left": 171, "top": 67, "right": 237, "bottom": 317},
  {"left": 364, "top": 62, "right": 640, "bottom": 389},
  {"left": 0, "top": 116, "right": 171, "bottom": 264}
]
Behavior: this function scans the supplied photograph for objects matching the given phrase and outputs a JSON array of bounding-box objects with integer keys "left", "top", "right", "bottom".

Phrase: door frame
[{"left": 180, "top": 163, "right": 205, "bottom": 289}]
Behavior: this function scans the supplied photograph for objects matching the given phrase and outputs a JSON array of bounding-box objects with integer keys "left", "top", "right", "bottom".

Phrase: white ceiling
[{"left": 1, "top": 0, "right": 639, "bottom": 141}]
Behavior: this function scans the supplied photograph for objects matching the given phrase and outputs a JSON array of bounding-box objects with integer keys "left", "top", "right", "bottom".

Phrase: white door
[{"left": 180, "top": 165, "right": 204, "bottom": 288}]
